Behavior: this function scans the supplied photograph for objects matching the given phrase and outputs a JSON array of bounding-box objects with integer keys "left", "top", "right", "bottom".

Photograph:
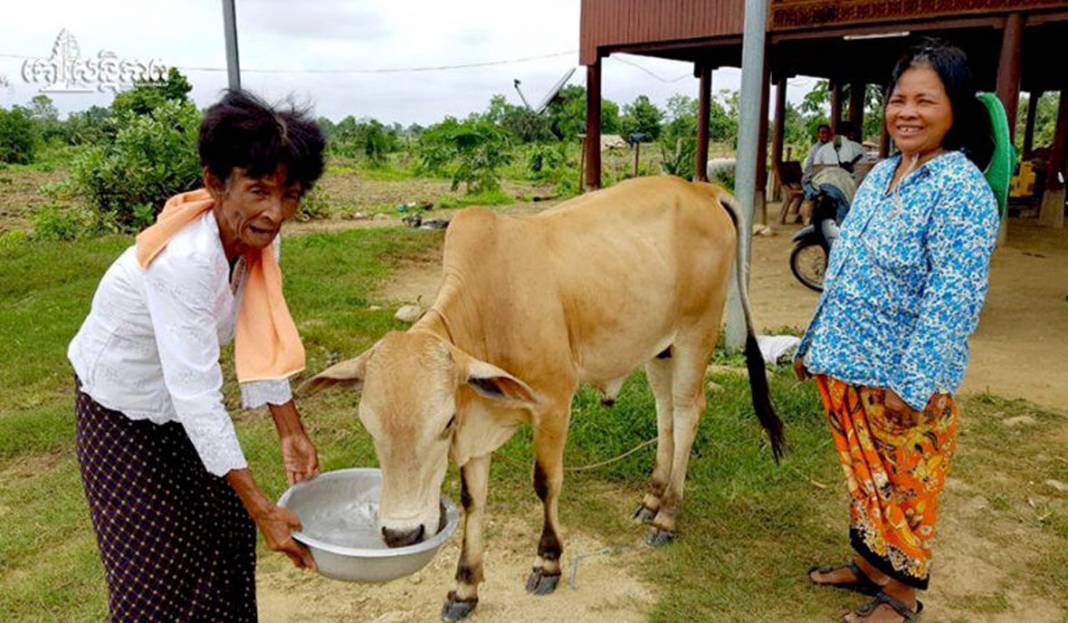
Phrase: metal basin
[{"left": 277, "top": 467, "right": 459, "bottom": 583}]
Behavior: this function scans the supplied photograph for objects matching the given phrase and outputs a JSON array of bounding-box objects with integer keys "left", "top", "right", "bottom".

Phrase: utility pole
[
  {"left": 726, "top": 0, "right": 769, "bottom": 349},
  {"left": 222, "top": 0, "right": 241, "bottom": 90}
]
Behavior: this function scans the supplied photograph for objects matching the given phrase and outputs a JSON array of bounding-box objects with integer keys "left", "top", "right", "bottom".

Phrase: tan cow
[{"left": 303, "top": 176, "right": 783, "bottom": 621}]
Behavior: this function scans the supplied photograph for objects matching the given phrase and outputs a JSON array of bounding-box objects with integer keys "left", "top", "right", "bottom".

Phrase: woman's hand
[
  {"left": 793, "top": 357, "right": 811, "bottom": 382},
  {"left": 884, "top": 389, "right": 915, "bottom": 424},
  {"left": 226, "top": 468, "right": 317, "bottom": 571},
  {"left": 253, "top": 504, "right": 318, "bottom": 571},
  {"left": 269, "top": 400, "right": 320, "bottom": 485},
  {"left": 280, "top": 432, "right": 320, "bottom": 486}
]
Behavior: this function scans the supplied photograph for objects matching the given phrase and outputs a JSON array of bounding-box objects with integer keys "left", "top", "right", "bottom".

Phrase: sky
[{"left": 0, "top": 0, "right": 823, "bottom": 125}]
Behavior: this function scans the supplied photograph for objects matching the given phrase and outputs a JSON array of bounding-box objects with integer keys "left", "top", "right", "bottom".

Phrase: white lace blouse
[{"left": 68, "top": 211, "right": 293, "bottom": 476}]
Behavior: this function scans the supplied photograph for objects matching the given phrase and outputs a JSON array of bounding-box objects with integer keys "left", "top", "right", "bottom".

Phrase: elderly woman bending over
[{"left": 69, "top": 90, "right": 325, "bottom": 621}]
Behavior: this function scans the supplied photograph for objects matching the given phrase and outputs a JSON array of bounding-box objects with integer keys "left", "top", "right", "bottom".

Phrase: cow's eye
[{"left": 443, "top": 415, "right": 456, "bottom": 436}]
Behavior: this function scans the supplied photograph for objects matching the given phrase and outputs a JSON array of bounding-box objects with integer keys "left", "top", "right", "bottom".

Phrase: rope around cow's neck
[{"left": 492, "top": 438, "right": 658, "bottom": 473}]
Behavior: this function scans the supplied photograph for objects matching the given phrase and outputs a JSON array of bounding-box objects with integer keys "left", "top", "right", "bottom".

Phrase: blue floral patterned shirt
[{"left": 796, "top": 151, "right": 999, "bottom": 411}]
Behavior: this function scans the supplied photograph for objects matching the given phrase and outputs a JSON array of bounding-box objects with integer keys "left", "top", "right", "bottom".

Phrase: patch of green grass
[{"left": 435, "top": 188, "right": 513, "bottom": 210}]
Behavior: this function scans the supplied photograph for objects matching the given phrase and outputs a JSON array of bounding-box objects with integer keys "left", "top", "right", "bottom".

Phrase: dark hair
[
  {"left": 817, "top": 124, "right": 831, "bottom": 132},
  {"left": 199, "top": 90, "right": 326, "bottom": 193},
  {"left": 837, "top": 121, "right": 858, "bottom": 140},
  {"left": 888, "top": 39, "right": 993, "bottom": 170}
]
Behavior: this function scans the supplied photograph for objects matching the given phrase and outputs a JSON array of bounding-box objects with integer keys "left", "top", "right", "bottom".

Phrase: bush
[
  {"left": 30, "top": 205, "right": 98, "bottom": 241},
  {"left": 296, "top": 186, "right": 331, "bottom": 221},
  {"left": 0, "top": 107, "right": 38, "bottom": 164},
  {"left": 416, "top": 117, "right": 512, "bottom": 194},
  {"left": 525, "top": 143, "right": 567, "bottom": 179},
  {"left": 70, "top": 100, "right": 201, "bottom": 230},
  {"left": 330, "top": 117, "right": 400, "bottom": 166}
]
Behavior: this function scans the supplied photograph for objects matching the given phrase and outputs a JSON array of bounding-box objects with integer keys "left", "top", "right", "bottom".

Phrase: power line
[{"left": 609, "top": 56, "right": 692, "bottom": 83}]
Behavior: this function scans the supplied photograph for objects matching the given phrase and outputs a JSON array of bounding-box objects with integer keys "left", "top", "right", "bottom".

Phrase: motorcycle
[{"left": 789, "top": 189, "right": 843, "bottom": 292}]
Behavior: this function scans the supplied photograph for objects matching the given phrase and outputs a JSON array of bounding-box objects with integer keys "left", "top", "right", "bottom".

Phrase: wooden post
[
  {"left": 1024, "top": 91, "right": 1042, "bottom": 158},
  {"left": 771, "top": 76, "right": 787, "bottom": 201},
  {"left": 695, "top": 64, "right": 712, "bottom": 182},
  {"left": 830, "top": 80, "right": 843, "bottom": 134},
  {"left": 633, "top": 142, "right": 641, "bottom": 177},
  {"left": 880, "top": 116, "right": 891, "bottom": 158},
  {"left": 848, "top": 81, "right": 865, "bottom": 135},
  {"left": 996, "top": 13, "right": 1024, "bottom": 144},
  {"left": 1038, "top": 88, "right": 1067, "bottom": 228},
  {"left": 756, "top": 56, "right": 771, "bottom": 225},
  {"left": 584, "top": 59, "right": 602, "bottom": 191}
]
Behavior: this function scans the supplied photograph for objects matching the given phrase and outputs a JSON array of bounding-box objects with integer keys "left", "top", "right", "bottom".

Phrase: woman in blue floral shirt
[{"left": 795, "top": 41, "right": 999, "bottom": 622}]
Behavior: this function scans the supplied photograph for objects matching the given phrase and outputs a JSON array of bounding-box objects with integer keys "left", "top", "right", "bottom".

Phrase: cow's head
[{"left": 301, "top": 331, "right": 537, "bottom": 547}]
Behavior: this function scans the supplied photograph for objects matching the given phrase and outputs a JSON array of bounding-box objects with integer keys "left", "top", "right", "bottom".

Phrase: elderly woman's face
[
  {"left": 885, "top": 65, "right": 953, "bottom": 158},
  {"left": 208, "top": 165, "right": 301, "bottom": 255}
]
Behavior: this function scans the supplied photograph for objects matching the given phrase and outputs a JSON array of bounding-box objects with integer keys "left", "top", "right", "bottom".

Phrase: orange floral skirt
[{"left": 814, "top": 375, "right": 959, "bottom": 589}]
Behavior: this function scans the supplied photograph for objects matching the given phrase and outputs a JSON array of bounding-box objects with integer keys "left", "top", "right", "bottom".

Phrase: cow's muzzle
[{"left": 381, "top": 501, "right": 447, "bottom": 548}]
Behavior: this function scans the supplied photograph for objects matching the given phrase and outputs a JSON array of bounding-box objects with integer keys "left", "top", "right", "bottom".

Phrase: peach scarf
[{"left": 135, "top": 189, "right": 305, "bottom": 383}]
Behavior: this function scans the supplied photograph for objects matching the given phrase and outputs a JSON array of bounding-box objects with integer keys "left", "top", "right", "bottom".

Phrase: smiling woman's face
[
  {"left": 208, "top": 165, "right": 302, "bottom": 259},
  {"left": 885, "top": 65, "right": 954, "bottom": 159}
]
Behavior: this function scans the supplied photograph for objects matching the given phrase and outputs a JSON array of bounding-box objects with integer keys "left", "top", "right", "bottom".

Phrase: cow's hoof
[
  {"left": 525, "top": 566, "right": 561, "bottom": 595},
  {"left": 632, "top": 504, "right": 657, "bottom": 524},
  {"left": 441, "top": 592, "right": 478, "bottom": 621},
  {"left": 644, "top": 526, "right": 675, "bottom": 547}
]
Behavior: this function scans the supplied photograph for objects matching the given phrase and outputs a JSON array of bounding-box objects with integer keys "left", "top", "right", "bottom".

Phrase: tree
[
  {"left": 1016, "top": 92, "right": 1060, "bottom": 153},
  {"left": 545, "top": 85, "right": 621, "bottom": 140},
  {"left": 621, "top": 95, "right": 664, "bottom": 139},
  {"left": 29, "top": 94, "right": 63, "bottom": 143},
  {"left": 416, "top": 117, "right": 513, "bottom": 193},
  {"left": 64, "top": 105, "right": 112, "bottom": 146},
  {"left": 111, "top": 68, "right": 193, "bottom": 117},
  {"left": 0, "top": 106, "right": 37, "bottom": 164}
]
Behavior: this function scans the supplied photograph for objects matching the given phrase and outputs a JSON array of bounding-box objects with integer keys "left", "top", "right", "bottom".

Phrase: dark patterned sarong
[{"left": 75, "top": 380, "right": 257, "bottom": 622}]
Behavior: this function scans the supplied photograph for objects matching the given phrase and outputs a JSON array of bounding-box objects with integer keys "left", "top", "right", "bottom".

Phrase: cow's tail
[{"left": 709, "top": 185, "right": 786, "bottom": 463}]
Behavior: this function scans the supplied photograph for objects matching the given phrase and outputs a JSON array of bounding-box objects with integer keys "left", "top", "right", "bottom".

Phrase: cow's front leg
[
  {"left": 526, "top": 405, "right": 570, "bottom": 595},
  {"left": 441, "top": 454, "right": 491, "bottom": 622}
]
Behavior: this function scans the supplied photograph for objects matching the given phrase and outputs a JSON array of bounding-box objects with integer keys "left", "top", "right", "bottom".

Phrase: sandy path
[{"left": 257, "top": 519, "right": 653, "bottom": 623}]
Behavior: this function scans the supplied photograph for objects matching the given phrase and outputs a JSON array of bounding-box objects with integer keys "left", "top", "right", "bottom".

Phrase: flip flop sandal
[
  {"left": 852, "top": 591, "right": 924, "bottom": 622},
  {"left": 808, "top": 561, "right": 882, "bottom": 596}
]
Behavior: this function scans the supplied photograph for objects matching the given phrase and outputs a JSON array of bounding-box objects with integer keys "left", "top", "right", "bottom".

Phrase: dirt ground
[
  {"left": 374, "top": 201, "right": 1068, "bottom": 414},
  {"left": 257, "top": 519, "right": 653, "bottom": 623}
]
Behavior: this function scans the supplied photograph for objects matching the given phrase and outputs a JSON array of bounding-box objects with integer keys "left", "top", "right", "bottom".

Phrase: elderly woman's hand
[
  {"left": 281, "top": 432, "right": 320, "bottom": 486},
  {"left": 269, "top": 400, "right": 321, "bottom": 485},
  {"left": 255, "top": 504, "right": 318, "bottom": 571}
]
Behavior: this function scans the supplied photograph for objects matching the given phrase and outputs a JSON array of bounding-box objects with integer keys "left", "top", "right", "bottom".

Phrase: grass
[
  {"left": 434, "top": 188, "right": 514, "bottom": 210},
  {"left": 1, "top": 196, "right": 1066, "bottom": 621}
]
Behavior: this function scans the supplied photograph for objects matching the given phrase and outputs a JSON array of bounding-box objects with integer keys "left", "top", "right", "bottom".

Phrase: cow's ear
[
  {"left": 297, "top": 348, "right": 372, "bottom": 396},
  {"left": 462, "top": 357, "right": 539, "bottom": 408}
]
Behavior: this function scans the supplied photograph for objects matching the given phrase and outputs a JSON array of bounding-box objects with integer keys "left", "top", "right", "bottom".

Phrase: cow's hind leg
[
  {"left": 442, "top": 455, "right": 491, "bottom": 621},
  {"left": 526, "top": 399, "right": 572, "bottom": 595},
  {"left": 634, "top": 356, "right": 674, "bottom": 524},
  {"left": 646, "top": 340, "right": 712, "bottom": 547}
]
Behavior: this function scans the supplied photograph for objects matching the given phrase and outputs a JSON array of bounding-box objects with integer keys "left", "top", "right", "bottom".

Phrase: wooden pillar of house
[
  {"left": 584, "top": 58, "right": 602, "bottom": 191},
  {"left": 771, "top": 75, "right": 787, "bottom": 201},
  {"left": 755, "top": 57, "right": 771, "bottom": 224},
  {"left": 1038, "top": 88, "right": 1067, "bottom": 228},
  {"left": 695, "top": 64, "right": 712, "bottom": 182},
  {"left": 1024, "top": 90, "right": 1042, "bottom": 158},
  {"left": 830, "top": 80, "right": 843, "bottom": 134},
  {"left": 848, "top": 81, "right": 865, "bottom": 136},
  {"left": 996, "top": 13, "right": 1024, "bottom": 144}
]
